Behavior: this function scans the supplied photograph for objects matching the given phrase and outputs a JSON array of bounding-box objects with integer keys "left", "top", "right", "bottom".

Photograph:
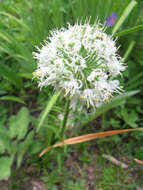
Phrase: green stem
[
  {"left": 61, "top": 98, "right": 71, "bottom": 141},
  {"left": 122, "top": 40, "right": 135, "bottom": 62}
]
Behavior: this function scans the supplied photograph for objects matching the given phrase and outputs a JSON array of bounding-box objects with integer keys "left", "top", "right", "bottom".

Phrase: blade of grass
[
  {"left": 0, "top": 31, "right": 13, "bottom": 43},
  {"left": 126, "top": 72, "right": 143, "bottom": 86},
  {"left": 15, "top": 54, "right": 29, "bottom": 62},
  {"left": 114, "top": 24, "right": 143, "bottom": 37},
  {"left": 112, "top": 0, "right": 137, "bottom": 35},
  {"left": 0, "top": 44, "right": 14, "bottom": 55},
  {"left": 37, "top": 90, "right": 61, "bottom": 132},
  {"left": 81, "top": 90, "right": 139, "bottom": 127},
  {"left": 122, "top": 40, "right": 136, "bottom": 61},
  {"left": 0, "top": 96, "right": 25, "bottom": 104},
  {"left": 0, "top": 11, "right": 29, "bottom": 30},
  {"left": 40, "top": 128, "right": 143, "bottom": 156}
]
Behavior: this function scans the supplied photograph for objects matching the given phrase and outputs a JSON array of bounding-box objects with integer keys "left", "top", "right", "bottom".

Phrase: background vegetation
[{"left": 0, "top": 0, "right": 143, "bottom": 189}]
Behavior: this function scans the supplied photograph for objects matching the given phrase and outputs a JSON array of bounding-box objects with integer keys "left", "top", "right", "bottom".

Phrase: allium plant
[
  {"left": 33, "top": 22, "right": 125, "bottom": 110},
  {"left": 33, "top": 21, "right": 126, "bottom": 139}
]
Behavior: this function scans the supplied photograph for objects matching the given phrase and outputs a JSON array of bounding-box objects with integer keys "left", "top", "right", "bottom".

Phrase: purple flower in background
[{"left": 106, "top": 13, "right": 117, "bottom": 27}]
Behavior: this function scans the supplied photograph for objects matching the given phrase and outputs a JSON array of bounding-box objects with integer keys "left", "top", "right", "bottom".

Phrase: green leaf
[
  {"left": 0, "top": 63, "right": 22, "bottom": 89},
  {"left": 120, "top": 109, "right": 138, "bottom": 128},
  {"left": 9, "top": 107, "right": 30, "bottom": 140},
  {"left": 81, "top": 90, "right": 139, "bottom": 127},
  {"left": 0, "top": 126, "right": 10, "bottom": 154},
  {"left": 17, "top": 131, "right": 34, "bottom": 168},
  {"left": 18, "top": 73, "right": 33, "bottom": 79},
  {"left": 28, "top": 141, "right": 43, "bottom": 154},
  {"left": 37, "top": 90, "right": 61, "bottom": 132},
  {"left": 114, "top": 24, "right": 143, "bottom": 37},
  {"left": 0, "top": 96, "right": 25, "bottom": 104},
  {"left": 10, "top": 141, "right": 18, "bottom": 155},
  {"left": 112, "top": 0, "right": 137, "bottom": 35},
  {"left": 0, "top": 157, "right": 13, "bottom": 180}
]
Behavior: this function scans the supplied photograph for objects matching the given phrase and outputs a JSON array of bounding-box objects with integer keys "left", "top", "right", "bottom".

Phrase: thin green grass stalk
[
  {"left": 112, "top": 0, "right": 137, "bottom": 35},
  {"left": 114, "top": 24, "right": 143, "bottom": 37},
  {"left": 126, "top": 72, "right": 143, "bottom": 87},
  {"left": 61, "top": 98, "right": 71, "bottom": 141},
  {"left": 123, "top": 40, "right": 136, "bottom": 61},
  {"left": 37, "top": 90, "right": 61, "bottom": 132}
]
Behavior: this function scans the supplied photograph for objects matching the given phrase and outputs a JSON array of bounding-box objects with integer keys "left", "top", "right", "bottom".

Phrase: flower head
[{"left": 33, "top": 22, "right": 126, "bottom": 111}]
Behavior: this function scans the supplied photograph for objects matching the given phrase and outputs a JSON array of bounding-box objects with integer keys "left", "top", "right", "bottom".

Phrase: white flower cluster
[{"left": 33, "top": 22, "right": 126, "bottom": 111}]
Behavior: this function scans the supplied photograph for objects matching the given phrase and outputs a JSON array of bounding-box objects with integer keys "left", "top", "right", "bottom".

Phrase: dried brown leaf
[
  {"left": 134, "top": 158, "right": 143, "bottom": 166},
  {"left": 40, "top": 128, "right": 143, "bottom": 157}
]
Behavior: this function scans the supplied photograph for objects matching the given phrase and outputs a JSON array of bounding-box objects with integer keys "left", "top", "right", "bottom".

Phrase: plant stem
[{"left": 61, "top": 98, "right": 70, "bottom": 141}]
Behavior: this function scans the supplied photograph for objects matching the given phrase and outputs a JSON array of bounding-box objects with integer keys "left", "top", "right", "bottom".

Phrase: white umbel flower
[{"left": 33, "top": 22, "right": 126, "bottom": 110}]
